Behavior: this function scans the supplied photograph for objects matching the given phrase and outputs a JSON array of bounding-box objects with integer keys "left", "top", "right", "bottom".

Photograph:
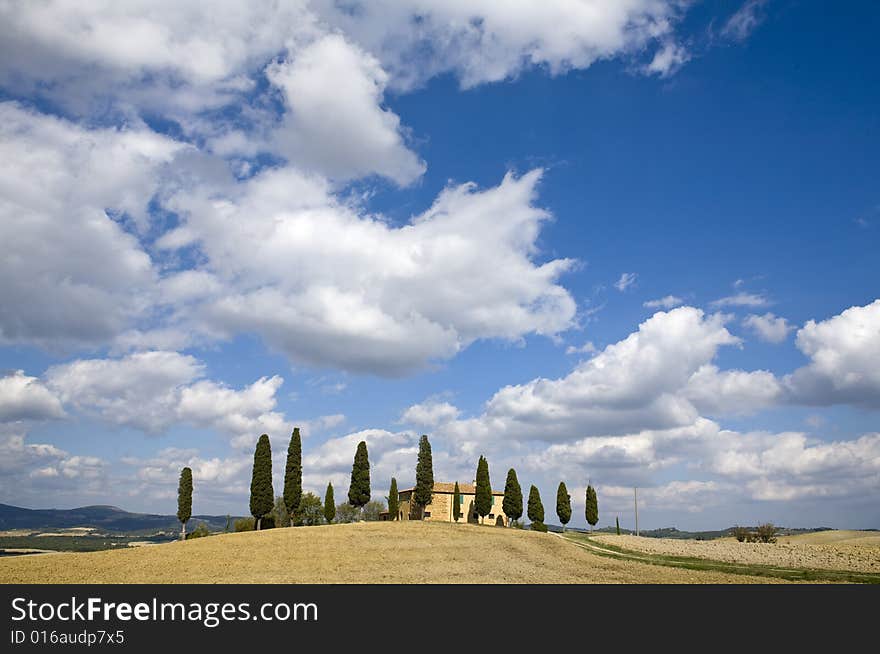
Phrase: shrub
[
  {"left": 755, "top": 523, "right": 777, "bottom": 543},
  {"left": 261, "top": 515, "right": 276, "bottom": 530},
  {"left": 362, "top": 500, "right": 385, "bottom": 522},
  {"left": 733, "top": 526, "right": 750, "bottom": 542},
  {"left": 185, "top": 522, "right": 211, "bottom": 540},
  {"left": 234, "top": 517, "right": 255, "bottom": 532},
  {"left": 530, "top": 521, "right": 548, "bottom": 533},
  {"left": 299, "top": 492, "right": 324, "bottom": 526}
]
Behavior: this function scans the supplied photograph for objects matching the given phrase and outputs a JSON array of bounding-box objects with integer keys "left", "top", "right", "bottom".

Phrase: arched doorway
[{"left": 495, "top": 515, "right": 505, "bottom": 527}]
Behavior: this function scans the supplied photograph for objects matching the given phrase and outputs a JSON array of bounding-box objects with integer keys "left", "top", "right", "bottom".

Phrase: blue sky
[{"left": 0, "top": 1, "right": 878, "bottom": 530}]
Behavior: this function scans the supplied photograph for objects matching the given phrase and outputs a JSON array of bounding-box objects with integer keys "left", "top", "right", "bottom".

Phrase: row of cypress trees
[
  {"left": 177, "top": 429, "right": 602, "bottom": 534},
  {"left": 248, "top": 430, "right": 375, "bottom": 529}
]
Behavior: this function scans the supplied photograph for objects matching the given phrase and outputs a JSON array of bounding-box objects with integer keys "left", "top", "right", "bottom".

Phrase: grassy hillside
[{"left": 0, "top": 521, "right": 795, "bottom": 584}]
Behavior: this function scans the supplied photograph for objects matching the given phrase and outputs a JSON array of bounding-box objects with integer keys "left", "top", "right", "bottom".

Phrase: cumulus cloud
[
  {"left": 400, "top": 401, "right": 460, "bottom": 427},
  {"left": 479, "top": 308, "right": 738, "bottom": 440},
  {"left": 684, "top": 365, "right": 783, "bottom": 416},
  {"left": 159, "top": 167, "right": 577, "bottom": 374},
  {"left": 0, "top": 371, "right": 65, "bottom": 422},
  {"left": 643, "top": 295, "right": 684, "bottom": 309},
  {"left": 0, "top": 102, "right": 182, "bottom": 349},
  {"left": 122, "top": 447, "right": 252, "bottom": 508},
  {"left": 314, "top": 0, "right": 689, "bottom": 89},
  {"left": 709, "top": 431, "right": 880, "bottom": 501},
  {"left": 0, "top": 2, "right": 316, "bottom": 116},
  {"left": 46, "top": 351, "right": 205, "bottom": 432},
  {"left": 44, "top": 351, "right": 292, "bottom": 445},
  {"left": 264, "top": 34, "right": 425, "bottom": 185},
  {"left": 743, "top": 312, "right": 795, "bottom": 343},
  {"left": 785, "top": 300, "right": 880, "bottom": 408},
  {"left": 0, "top": 433, "right": 107, "bottom": 505}
]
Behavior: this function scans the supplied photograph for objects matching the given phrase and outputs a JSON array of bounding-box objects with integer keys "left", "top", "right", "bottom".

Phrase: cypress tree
[
  {"left": 323, "top": 482, "right": 335, "bottom": 525},
  {"left": 388, "top": 477, "right": 399, "bottom": 521},
  {"left": 249, "top": 434, "right": 274, "bottom": 530},
  {"left": 474, "top": 455, "right": 492, "bottom": 524},
  {"left": 177, "top": 466, "right": 192, "bottom": 541},
  {"left": 585, "top": 484, "right": 599, "bottom": 532},
  {"left": 556, "top": 481, "right": 571, "bottom": 532},
  {"left": 283, "top": 427, "right": 303, "bottom": 526},
  {"left": 413, "top": 434, "right": 434, "bottom": 519},
  {"left": 502, "top": 468, "right": 523, "bottom": 527},
  {"left": 452, "top": 481, "right": 462, "bottom": 522},
  {"left": 348, "top": 440, "right": 370, "bottom": 513},
  {"left": 616, "top": 515, "right": 620, "bottom": 536},
  {"left": 527, "top": 484, "right": 544, "bottom": 525}
]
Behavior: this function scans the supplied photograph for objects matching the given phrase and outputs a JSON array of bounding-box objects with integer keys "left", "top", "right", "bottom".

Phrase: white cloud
[
  {"left": 46, "top": 351, "right": 204, "bottom": 432},
  {"left": 614, "top": 272, "right": 638, "bottom": 292},
  {"left": 603, "top": 480, "right": 727, "bottom": 513},
  {"left": 45, "top": 351, "right": 292, "bottom": 445},
  {"left": 0, "top": 371, "right": 65, "bottom": 422},
  {"left": 400, "top": 401, "right": 461, "bottom": 427},
  {"left": 684, "top": 365, "right": 783, "bottom": 416},
  {"left": 465, "top": 307, "right": 739, "bottom": 441},
  {"left": 785, "top": 299, "right": 880, "bottom": 408},
  {"left": 644, "top": 40, "right": 689, "bottom": 77},
  {"left": 178, "top": 377, "right": 290, "bottom": 449},
  {"left": 710, "top": 292, "right": 770, "bottom": 308},
  {"left": 0, "top": 2, "right": 316, "bottom": 115},
  {"left": 314, "top": 0, "right": 689, "bottom": 89},
  {"left": 0, "top": 102, "right": 183, "bottom": 349},
  {"left": 721, "top": 1, "right": 766, "bottom": 42},
  {"left": 264, "top": 34, "right": 425, "bottom": 185},
  {"left": 709, "top": 431, "right": 880, "bottom": 501},
  {"left": 743, "top": 312, "right": 794, "bottom": 343},
  {"left": 0, "top": 433, "right": 107, "bottom": 504},
  {"left": 643, "top": 295, "right": 684, "bottom": 309},
  {"left": 160, "top": 167, "right": 577, "bottom": 375},
  {"left": 565, "top": 341, "right": 598, "bottom": 355}
]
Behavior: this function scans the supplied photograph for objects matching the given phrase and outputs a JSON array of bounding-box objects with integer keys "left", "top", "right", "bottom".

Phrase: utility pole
[{"left": 634, "top": 487, "right": 639, "bottom": 537}]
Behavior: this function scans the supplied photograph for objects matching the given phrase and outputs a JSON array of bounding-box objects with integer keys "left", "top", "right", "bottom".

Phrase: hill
[
  {"left": 0, "top": 521, "right": 793, "bottom": 584},
  {"left": 0, "top": 503, "right": 233, "bottom": 534}
]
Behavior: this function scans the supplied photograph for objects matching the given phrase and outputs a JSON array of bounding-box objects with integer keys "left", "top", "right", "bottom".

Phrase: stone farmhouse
[{"left": 383, "top": 482, "right": 509, "bottom": 526}]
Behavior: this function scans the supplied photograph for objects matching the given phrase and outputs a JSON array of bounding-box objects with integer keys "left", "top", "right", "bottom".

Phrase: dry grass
[
  {"left": 0, "top": 521, "right": 787, "bottom": 584},
  {"left": 592, "top": 532, "right": 880, "bottom": 574}
]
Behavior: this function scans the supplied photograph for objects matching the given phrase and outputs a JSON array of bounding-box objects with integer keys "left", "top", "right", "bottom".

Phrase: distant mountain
[{"left": 0, "top": 503, "right": 236, "bottom": 534}]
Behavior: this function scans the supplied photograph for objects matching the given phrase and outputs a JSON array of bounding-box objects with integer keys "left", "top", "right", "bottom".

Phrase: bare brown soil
[{"left": 592, "top": 532, "right": 880, "bottom": 574}]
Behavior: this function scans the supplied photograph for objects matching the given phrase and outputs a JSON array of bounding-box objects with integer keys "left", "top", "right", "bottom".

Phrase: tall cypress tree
[
  {"left": 323, "top": 482, "right": 335, "bottom": 525},
  {"left": 585, "top": 484, "right": 599, "bottom": 532},
  {"left": 502, "top": 468, "right": 523, "bottom": 527},
  {"left": 388, "top": 477, "right": 399, "bottom": 521},
  {"left": 556, "top": 481, "right": 571, "bottom": 532},
  {"left": 249, "top": 434, "right": 274, "bottom": 530},
  {"left": 452, "top": 481, "right": 462, "bottom": 522},
  {"left": 177, "top": 466, "right": 192, "bottom": 541},
  {"left": 283, "top": 427, "right": 302, "bottom": 527},
  {"left": 616, "top": 515, "right": 620, "bottom": 536},
  {"left": 474, "top": 455, "right": 492, "bottom": 524},
  {"left": 348, "top": 440, "right": 370, "bottom": 513},
  {"left": 527, "top": 485, "right": 544, "bottom": 525},
  {"left": 413, "top": 434, "right": 434, "bottom": 519}
]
